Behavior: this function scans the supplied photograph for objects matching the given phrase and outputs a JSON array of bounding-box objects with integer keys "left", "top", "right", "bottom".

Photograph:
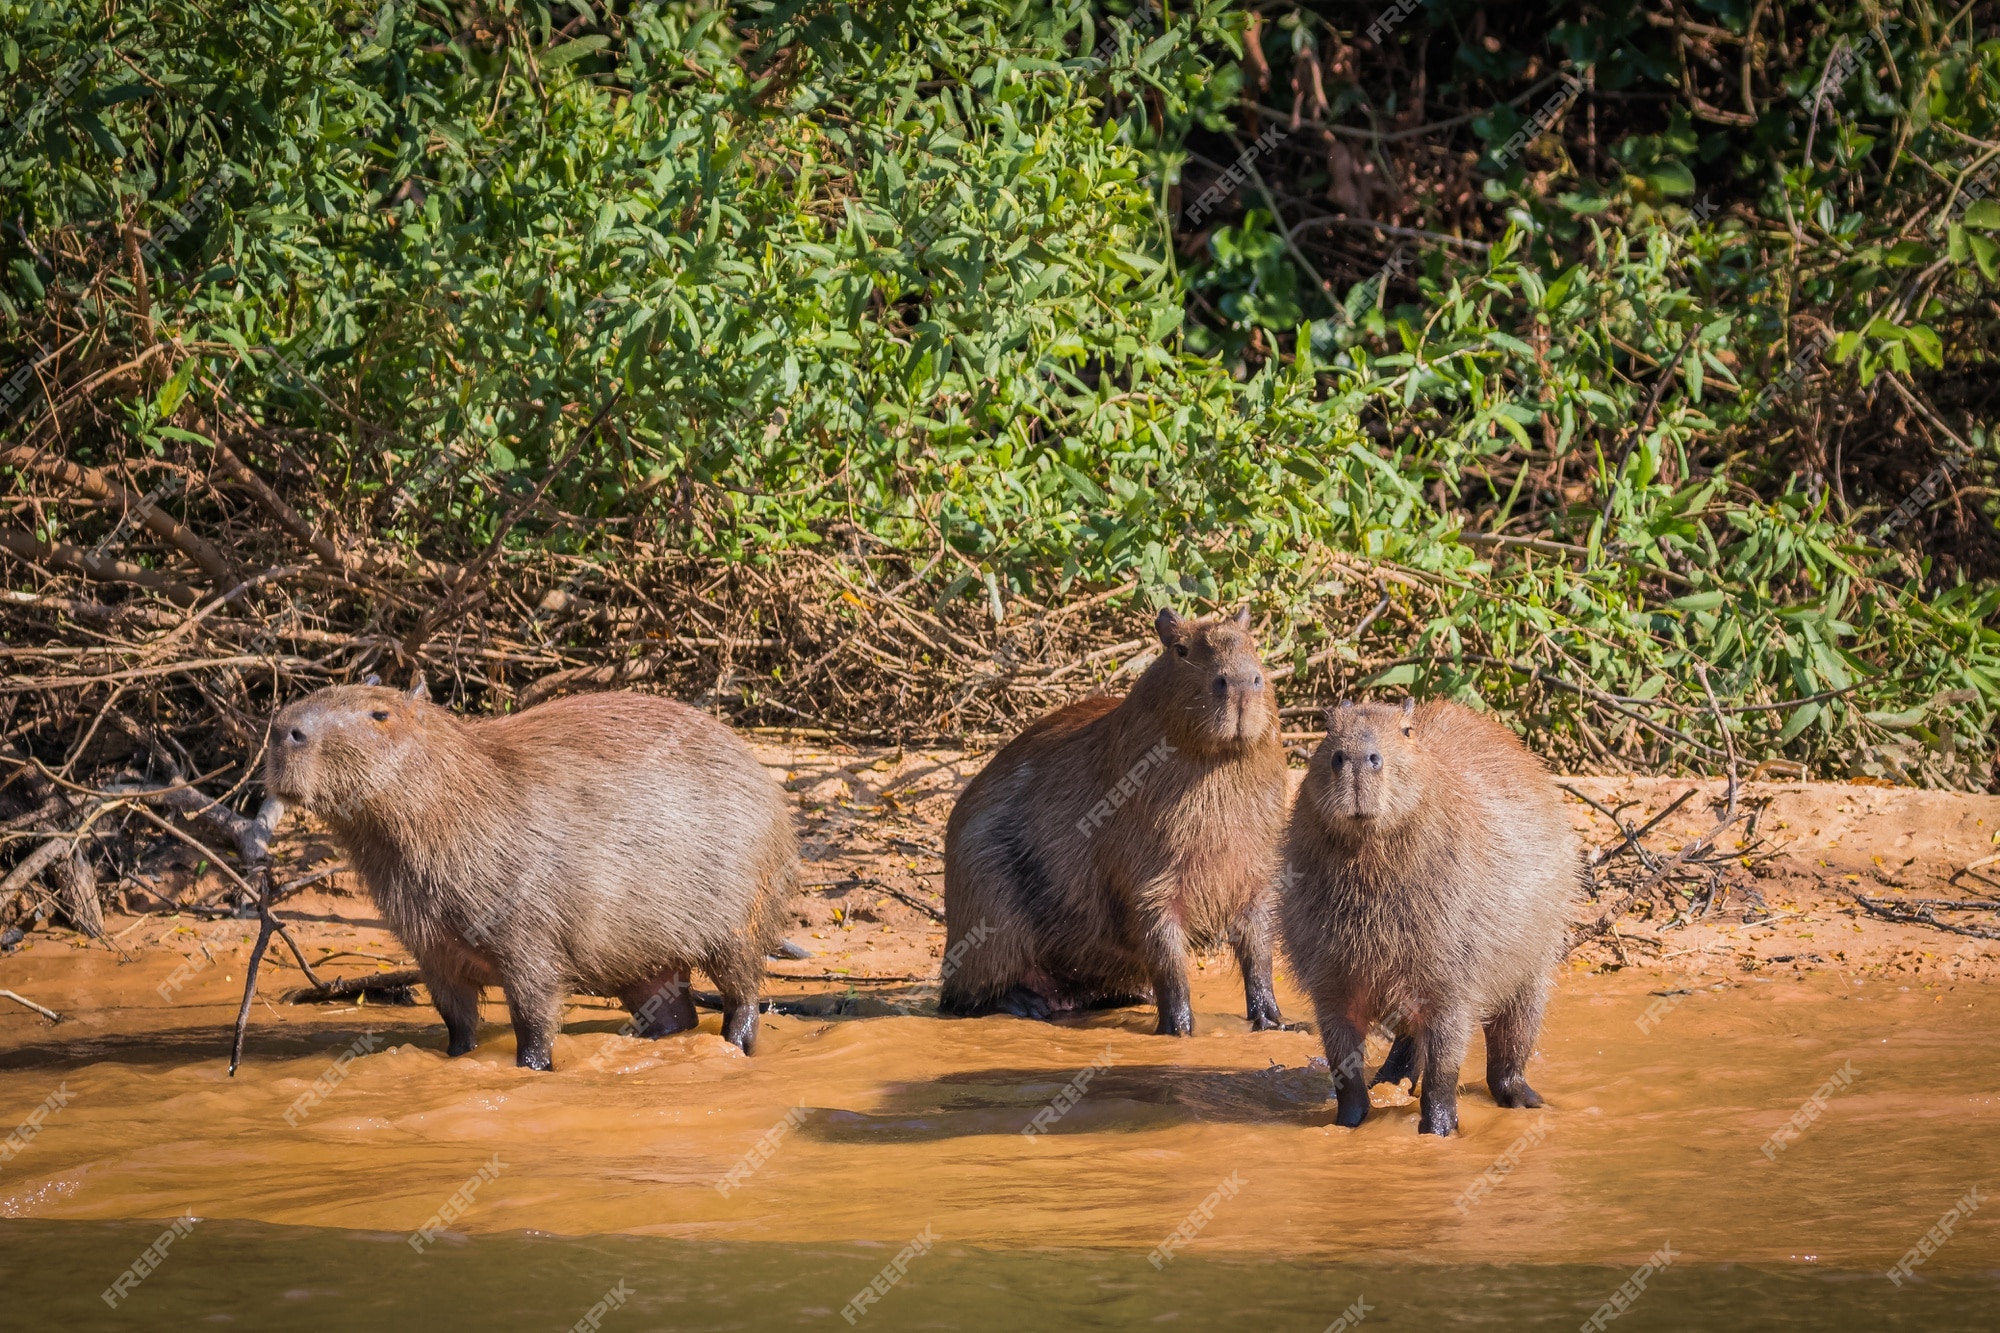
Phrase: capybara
[
  {"left": 264, "top": 680, "right": 795, "bottom": 1067},
  {"left": 940, "top": 608, "right": 1287, "bottom": 1035},
  {"left": 1278, "top": 698, "right": 1579, "bottom": 1134}
]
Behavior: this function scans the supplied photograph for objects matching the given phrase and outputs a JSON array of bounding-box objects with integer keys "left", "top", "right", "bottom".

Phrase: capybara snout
[
  {"left": 1163, "top": 608, "right": 1269, "bottom": 746},
  {"left": 1310, "top": 698, "right": 1423, "bottom": 826}
]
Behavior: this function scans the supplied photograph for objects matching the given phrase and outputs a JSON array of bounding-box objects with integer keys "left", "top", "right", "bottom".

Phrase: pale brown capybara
[
  {"left": 1278, "top": 698, "right": 1580, "bottom": 1134},
  {"left": 940, "top": 608, "right": 1288, "bottom": 1035},
  {"left": 264, "top": 681, "right": 795, "bottom": 1067}
]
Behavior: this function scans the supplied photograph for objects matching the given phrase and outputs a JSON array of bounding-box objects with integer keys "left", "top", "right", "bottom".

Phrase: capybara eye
[
  {"left": 370, "top": 710, "right": 390, "bottom": 722},
  {"left": 1175, "top": 644, "right": 1188, "bottom": 657}
]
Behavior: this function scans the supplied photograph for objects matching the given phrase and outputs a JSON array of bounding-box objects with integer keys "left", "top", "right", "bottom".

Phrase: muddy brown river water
[{"left": 1, "top": 958, "right": 1996, "bottom": 1329}]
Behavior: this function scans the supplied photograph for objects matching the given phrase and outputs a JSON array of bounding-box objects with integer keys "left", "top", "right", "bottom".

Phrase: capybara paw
[
  {"left": 721, "top": 1011, "right": 758, "bottom": 1054},
  {"left": 445, "top": 1035, "right": 478, "bottom": 1057},
  {"left": 1333, "top": 1096, "right": 1369, "bottom": 1129},
  {"left": 1246, "top": 997, "right": 1284, "bottom": 1031},
  {"left": 1418, "top": 1107, "right": 1458, "bottom": 1136},
  {"left": 996, "top": 987, "right": 1054, "bottom": 1022},
  {"left": 1490, "top": 1077, "right": 1544, "bottom": 1109},
  {"left": 1155, "top": 1006, "right": 1195, "bottom": 1037},
  {"left": 516, "top": 1047, "right": 554, "bottom": 1071}
]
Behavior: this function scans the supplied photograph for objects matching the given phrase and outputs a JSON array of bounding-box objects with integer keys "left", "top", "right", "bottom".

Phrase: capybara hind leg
[
  {"left": 1227, "top": 894, "right": 1283, "bottom": 1031},
  {"left": 502, "top": 976, "right": 565, "bottom": 1071},
  {"left": 1418, "top": 1008, "right": 1471, "bottom": 1136},
  {"left": 1484, "top": 981, "right": 1550, "bottom": 1110},
  {"left": 1314, "top": 1006, "right": 1371, "bottom": 1128},
  {"left": 1372, "top": 1033, "right": 1419, "bottom": 1088},
  {"left": 705, "top": 943, "right": 764, "bottom": 1055},
  {"left": 619, "top": 965, "right": 698, "bottom": 1039},
  {"left": 420, "top": 958, "right": 483, "bottom": 1057}
]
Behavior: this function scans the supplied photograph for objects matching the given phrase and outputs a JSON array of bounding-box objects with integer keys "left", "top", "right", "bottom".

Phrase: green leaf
[{"left": 543, "top": 36, "right": 610, "bottom": 68}]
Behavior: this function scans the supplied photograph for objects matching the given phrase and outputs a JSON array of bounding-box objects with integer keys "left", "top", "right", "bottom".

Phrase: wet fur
[
  {"left": 940, "top": 610, "right": 1288, "bottom": 1034},
  {"left": 1277, "top": 700, "right": 1579, "bottom": 1134},
  {"left": 265, "top": 686, "right": 795, "bottom": 1067}
]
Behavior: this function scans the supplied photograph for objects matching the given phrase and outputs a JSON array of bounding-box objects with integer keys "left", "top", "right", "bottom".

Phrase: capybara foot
[
  {"left": 1489, "top": 1075, "right": 1544, "bottom": 1109},
  {"left": 446, "top": 1032, "right": 478, "bottom": 1058},
  {"left": 1246, "top": 992, "right": 1284, "bottom": 1032},
  {"left": 1418, "top": 1097, "right": 1458, "bottom": 1136},
  {"left": 1333, "top": 1088, "right": 1370, "bottom": 1129},
  {"left": 996, "top": 986, "right": 1055, "bottom": 1021},
  {"left": 720, "top": 1004, "right": 758, "bottom": 1054},
  {"left": 1371, "top": 1034, "right": 1418, "bottom": 1087},
  {"left": 516, "top": 1045, "right": 554, "bottom": 1072},
  {"left": 1154, "top": 1000, "right": 1194, "bottom": 1036}
]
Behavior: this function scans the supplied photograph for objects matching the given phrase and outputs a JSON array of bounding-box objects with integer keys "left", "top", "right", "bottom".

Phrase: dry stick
[
  {"left": 1692, "top": 662, "right": 1740, "bottom": 822},
  {"left": 210, "top": 440, "right": 350, "bottom": 570},
  {"left": 0, "top": 444, "right": 236, "bottom": 587},
  {"left": 0, "top": 529, "right": 202, "bottom": 606},
  {"left": 1852, "top": 893, "right": 2000, "bottom": 941},
  {"left": 0, "top": 801, "right": 119, "bottom": 899},
  {"left": 281, "top": 969, "right": 422, "bottom": 1003},
  {"left": 809, "top": 875, "right": 947, "bottom": 923},
  {"left": 0, "top": 989, "right": 60, "bottom": 1022}
]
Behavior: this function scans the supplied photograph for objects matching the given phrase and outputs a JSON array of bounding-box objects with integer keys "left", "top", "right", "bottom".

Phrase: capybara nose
[
  {"left": 288, "top": 726, "right": 307, "bottom": 744},
  {"left": 1249, "top": 672, "right": 1263, "bottom": 689},
  {"left": 1367, "top": 752, "right": 1381, "bottom": 769}
]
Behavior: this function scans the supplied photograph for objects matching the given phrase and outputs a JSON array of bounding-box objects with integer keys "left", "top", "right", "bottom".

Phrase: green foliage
[{"left": 1, "top": 0, "right": 1995, "bottom": 783}]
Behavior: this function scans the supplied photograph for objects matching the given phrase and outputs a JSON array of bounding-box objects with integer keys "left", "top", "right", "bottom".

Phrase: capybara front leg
[
  {"left": 420, "top": 956, "right": 483, "bottom": 1057},
  {"left": 1227, "top": 893, "right": 1283, "bottom": 1031},
  {"left": 619, "top": 965, "right": 698, "bottom": 1039},
  {"left": 1484, "top": 978, "right": 1550, "bottom": 1110},
  {"left": 1315, "top": 1007, "right": 1371, "bottom": 1129},
  {"left": 1418, "top": 1008, "right": 1472, "bottom": 1136},
  {"left": 1143, "top": 916, "right": 1195, "bottom": 1036},
  {"left": 502, "top": 975, "right": 565, "bottom": 1071}
]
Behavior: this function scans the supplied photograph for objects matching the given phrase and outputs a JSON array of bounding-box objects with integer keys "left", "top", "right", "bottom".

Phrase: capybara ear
[
  {"left": 410, "top": 672, "right": 430, "bottom": 703},
  {"left": 1233, "top": 607, "right": 1252, "bottom": 630},
  {"left": 362, "top": 673, "right": 381, "bottom": 687},
  {"left": 1401, "top": 696, "right": 1415, "bottom": 734},
  {"left": 1155, "top": 607, "right": 1184, "bottom": 648}
]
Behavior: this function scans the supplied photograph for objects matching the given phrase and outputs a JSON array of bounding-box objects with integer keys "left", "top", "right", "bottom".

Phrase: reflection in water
[{"left": 0, "top": 968, "right": 1996, "bottom": 1327}]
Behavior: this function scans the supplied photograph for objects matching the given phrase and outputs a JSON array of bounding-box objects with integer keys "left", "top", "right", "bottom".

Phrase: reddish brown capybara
[
  {"left": 940, "top": 608, "right": 1288, "bottom": 1035},
  {"left": 1278, "top": 698, "right": 1580, "bottom": 1134},
  {"left": 264, "top": 680, "right": 795, "bottom": 1067}
]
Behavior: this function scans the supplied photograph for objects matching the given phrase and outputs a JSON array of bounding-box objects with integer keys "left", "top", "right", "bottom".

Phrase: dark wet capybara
[
  {"left": 940, "top": 608, "right": 1288, "bottom": 1035},
  {"left": 1277, "top": 698, "right": 1580, "bottom": 1134},
  {"left": 264, "top": 681, "right": 795, "bottom": 1067}
]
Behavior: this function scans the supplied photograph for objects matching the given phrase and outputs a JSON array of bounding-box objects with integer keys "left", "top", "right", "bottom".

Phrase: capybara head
[
  {"left": 1307, "top": 698, "right": 1423, "bottom": 831},
  {"left": 265, "top": 679, "right": 439, "bottom": 819},
  {"left": 1150, "top": 607, "right": 1275, "bottom": 749}
]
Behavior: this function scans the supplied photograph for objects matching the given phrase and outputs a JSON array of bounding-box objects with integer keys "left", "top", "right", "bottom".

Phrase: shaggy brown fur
[
  {"left": 940, "top": 608, "right": 1288, "bottom": 1035},
  {"left": 264, "top": 682, "right": 794, "bottom": 1067},
  {"left": 1278, "top": 698, "right": 1579, "bottom": 1134}
]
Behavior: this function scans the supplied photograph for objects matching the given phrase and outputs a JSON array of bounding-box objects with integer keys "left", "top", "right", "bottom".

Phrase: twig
[
  {"left": 1693, "top": 662, "right": 1739, "bottom": 822},
  {"left": 1852, "top": 892, "right": 2000, "bottom": 940},
  {"left": 0, "top": 989, "right": 61, "bottom": 1022}
]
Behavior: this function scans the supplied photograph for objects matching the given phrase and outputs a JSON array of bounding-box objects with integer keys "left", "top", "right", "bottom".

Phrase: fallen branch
[
  {"left": 281, "top": 968, "right": 423, "bottom": 1004},
  {"left": 0, "top": 988, "right": 61, "bottom": 1022}
]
